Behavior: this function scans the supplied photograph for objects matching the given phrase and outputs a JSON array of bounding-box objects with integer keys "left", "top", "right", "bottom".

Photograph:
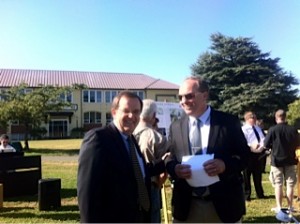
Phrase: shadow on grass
[
  {"left": 244, "top": 215, "right": 278, "bottom": 223},
  {"left": 4, "top": 194, "right": 38, "bottom": 202},
  {"left": 4, "top": 188, "right": 77, "bottom": 201},
  {"left": 0, "top": 206, "right": 37, "bottom": 212},
  {"left": 1, "top": 188, "right": 80, "bottom": 222},
  {"left": 25, "top": 148, "right": 79, "bottom": 156},
  {"left": 61, "top": 188, "right": 77, "bottom": 198},
  {"left": 0, "top": 211, "right": 80, "bottom": 222},
  {"left": 251, "top": 195, "right": 275, "bottom": 201}
]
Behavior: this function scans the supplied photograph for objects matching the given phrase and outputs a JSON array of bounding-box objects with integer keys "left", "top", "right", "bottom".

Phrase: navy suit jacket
[
  {"left": 166, "top": 109, "right": 250, "bottom": 223},
  {"left": 77, "top": 123, "right": 153, "bottom": 223}
]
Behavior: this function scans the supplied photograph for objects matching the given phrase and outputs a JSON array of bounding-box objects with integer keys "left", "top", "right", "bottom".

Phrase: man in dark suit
[
  {"left": 165, "top": 76, "right": 250, "bottom": 223},
  {"left": 77, "top": 91, "right": 164, "bottom": 223}
]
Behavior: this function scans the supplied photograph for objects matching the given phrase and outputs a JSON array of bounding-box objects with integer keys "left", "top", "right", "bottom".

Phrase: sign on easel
[{"left": 155, "top": 102, "right": 184, "bottom": 138}]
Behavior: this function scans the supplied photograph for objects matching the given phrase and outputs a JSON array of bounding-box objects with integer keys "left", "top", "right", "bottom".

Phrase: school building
[{"left": 0, "top": 68, "right": 179, "bottom": 140}]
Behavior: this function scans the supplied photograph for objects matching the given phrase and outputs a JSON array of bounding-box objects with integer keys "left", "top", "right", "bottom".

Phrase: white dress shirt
[
  {"left": 189, "top": 106, "right": 211, "bottom": 154},
  {"left": 0, "top": 144, "right": 16, "bottom": 153},
  {"left": 242, "top": 123, "right": 265, "bottom": 153}
]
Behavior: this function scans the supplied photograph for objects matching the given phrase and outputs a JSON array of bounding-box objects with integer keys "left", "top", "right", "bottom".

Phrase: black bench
[
  {"left": 10, "top": 141, "right": 24, "bottom": 152},
  {"left": 0, "top": 155, "right": 42, "bottom": 198}
]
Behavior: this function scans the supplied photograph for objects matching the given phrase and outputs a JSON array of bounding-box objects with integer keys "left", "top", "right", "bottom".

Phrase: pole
[
  {"left": 161, "top": 184, "right": 169, "bottom": 224},
  {"left": 0, "top": 183, "right": 3, "bottom": 208}
]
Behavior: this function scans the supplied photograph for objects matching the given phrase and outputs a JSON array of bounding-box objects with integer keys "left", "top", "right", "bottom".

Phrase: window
[
  {"left": 20, "top": 88, "right": 33, "bottom": 94},
  {"left": 0, "top": 89, "right": 8, "bottom": 101},
  {"left": 60, "top": 92, "right": 72, "bottom": 103},
  {"left": 105, "top": 91, "right": 111, "bottom": 103},
  {"left": 132, "top": 91, "right": 144, "bottom": 100},
  {"left": 106, "top": 113, "right": 112, "bottom": 125},
  {"left": 83, "top": 90, "right": 102, "bottom": 103},
  {"left": 83, "top": 90, "right": 89, "bottom": 102},
  {"left": 90, "top": 91, "right": 95, "bottom": 103},
  {"left": 105, "top": 90, "right": 118, "bottom": 103},
  {"left": 84, "top": 112, "right": 102, "bottom": 124},
  {"left": 96, "top": 91, "right": 102, "bottom": 102},
  {"left": 111, "top": 91, "right": 117, "bottom": 101}
]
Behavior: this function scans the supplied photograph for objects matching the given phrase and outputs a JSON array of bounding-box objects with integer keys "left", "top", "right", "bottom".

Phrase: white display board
[{"left": 155, "top": 102, "right": 184, "bottom": 138}]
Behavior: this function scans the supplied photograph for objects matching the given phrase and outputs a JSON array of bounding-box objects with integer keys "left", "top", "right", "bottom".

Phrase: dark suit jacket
[
  {"left": 166, "top": 109, "right": 250, "bottom": 223},
  {"left": 77, "top": 123, "right": 162, "bottom": 223}
]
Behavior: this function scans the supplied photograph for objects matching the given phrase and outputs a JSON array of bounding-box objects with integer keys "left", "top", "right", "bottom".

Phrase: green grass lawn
[{"left": 1, "top": 139, "right": 300, "bottom": 223}]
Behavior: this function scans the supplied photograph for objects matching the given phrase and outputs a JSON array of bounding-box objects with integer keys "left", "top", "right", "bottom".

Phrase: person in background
[
  {"left": 165, "top": 76, "right": 250, "bottom": 223},
  {"left": 0, "top": 134, "right": 16, "bottom": 153},
  {"left": 153, "top": 117, "right": 167, "bottom": 137},
  {"left": 77, "top": 91, "right": 165, "bottom": 223},
  {"left": 264, "top": 109, "right": 300, "bottom": 213},
  {"left": 242, "top": 111, "right": 266, "bottom": 201},
  {"left": 133, "top": 99, "right": 169, "bottom": 223},
  {"left": 295, "top": 147, "right": 300, "bottom": 201},
  {"left": 152, "top": 117, "right": 160, "bottom": 130}
]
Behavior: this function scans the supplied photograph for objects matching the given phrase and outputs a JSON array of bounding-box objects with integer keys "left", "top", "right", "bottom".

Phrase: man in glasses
[{"left": 165, "top": 76, "right": 250, "bottom": 223}]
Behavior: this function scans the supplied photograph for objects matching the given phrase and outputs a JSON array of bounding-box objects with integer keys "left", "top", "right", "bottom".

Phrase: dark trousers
[
  {"left": 261, "top": 154, "right": 267, "bottom": 172},
  {"left": 243, "top": 153, "right": 264, "bottom": 199}
]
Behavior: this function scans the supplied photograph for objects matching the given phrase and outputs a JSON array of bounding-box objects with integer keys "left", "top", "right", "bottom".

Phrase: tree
[
  {"left": 191, "top": 33, "right": 298, "bottom": 126},
  {"left": 287, "top": 99, "right": 300, "bottom": 128},
  {"left": 0, "top": 83, "right": 73, "bottom": 150}
]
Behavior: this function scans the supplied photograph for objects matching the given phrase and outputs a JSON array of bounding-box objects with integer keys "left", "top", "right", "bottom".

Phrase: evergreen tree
[
  {"left": 191, "top": 33, "right": 298, "bottom": 126},
  {"left": 287, "top": 99, "right": 300, "bottom": 128}
]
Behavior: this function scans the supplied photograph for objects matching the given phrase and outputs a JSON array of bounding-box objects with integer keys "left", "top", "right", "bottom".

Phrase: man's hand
[
  {"left": 175, "top": 164, "right": 191, "bottom": 179},
  {"left": 203, "top": 158, "right": 225, "bottom": 176}
]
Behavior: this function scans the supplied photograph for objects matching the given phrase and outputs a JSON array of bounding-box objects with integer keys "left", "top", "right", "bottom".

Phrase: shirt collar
[
  {"left": 243, "top": 123, "right": 254, "bottom": 129},
  {"left": 189, "top": 106, "right": 211, "bottom": 125}
]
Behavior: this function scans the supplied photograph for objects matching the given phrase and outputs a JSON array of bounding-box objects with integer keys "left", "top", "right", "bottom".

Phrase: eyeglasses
[{"left": 178, "top": 93, "right": 197, "bottom": 101}]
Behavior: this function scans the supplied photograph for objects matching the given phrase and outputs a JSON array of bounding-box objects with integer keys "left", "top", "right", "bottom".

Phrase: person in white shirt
[
  {"left": 0, "top": 134, "right": 16, "bottom": 153},
  {"left": 242, "top": 111, "right": 266, "bottom": 201}
]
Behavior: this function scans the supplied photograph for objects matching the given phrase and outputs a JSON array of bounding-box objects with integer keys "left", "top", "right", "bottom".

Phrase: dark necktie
[
  {"left": 191, "top": 119, "right": 202, "bottom": 155},
  {"left": 127, "top": 136, "right": 150, "bottom": 211},
  {"left": 253, "top": 126, "right": 260, "bottom": 142}
]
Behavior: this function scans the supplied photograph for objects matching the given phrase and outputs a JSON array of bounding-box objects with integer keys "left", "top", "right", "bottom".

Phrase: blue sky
[{"left": 0, "top": 0, "right": 299, "bottom": 86}]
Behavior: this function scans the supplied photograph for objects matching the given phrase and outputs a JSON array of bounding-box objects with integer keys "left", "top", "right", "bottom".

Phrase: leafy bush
[
  {"left": 30, "top": 127, "right": 47, "bottom": 139},
  {"left": 70, "top": 127, "right": 85, "bottom": 138}
]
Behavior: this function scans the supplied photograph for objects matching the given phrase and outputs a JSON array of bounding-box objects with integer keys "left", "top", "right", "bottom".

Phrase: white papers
[{"left": 182, "top": 154, "right": 220, "bottom": 187}]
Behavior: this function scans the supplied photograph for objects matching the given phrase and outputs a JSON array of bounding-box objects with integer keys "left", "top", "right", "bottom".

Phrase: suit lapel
[
  {"left": 181, "top": 115, "right": 190, "bottom": 155},
  {"left": 207, "top": 109, "right": 220, "bottom": 154},
  {"left": 107, "top": 123, "right": 147, "bottom": 175},
  {"left": 107, "top": 123, "right": 131, "bottom": 162}
]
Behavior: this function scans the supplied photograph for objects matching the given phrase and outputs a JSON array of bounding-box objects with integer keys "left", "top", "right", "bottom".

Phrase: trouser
[
  {"left": 173, "top": 198, "right": 222, "bottom": 223},
  {"left": 243, "top": 154, "right": 264, "bottom": 199},
  {"left": 150, "top": 184, "right": 161, "bottom": 223}
]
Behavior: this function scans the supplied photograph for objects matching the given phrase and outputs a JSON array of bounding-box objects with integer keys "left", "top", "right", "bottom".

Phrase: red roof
[{"left": 0, "top": 69, "right": 179, "bottom": 90}]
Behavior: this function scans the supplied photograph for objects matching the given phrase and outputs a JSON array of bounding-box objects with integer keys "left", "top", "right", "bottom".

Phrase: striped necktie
[
  {"left": 191, "top": 119, "right": 206, "bottom": 196},
  {"left": 191, "top": 119, "right": 202, "bottom": 155},
  {"left": 127, "top": 136, "right": 150, "bottom": 211}
]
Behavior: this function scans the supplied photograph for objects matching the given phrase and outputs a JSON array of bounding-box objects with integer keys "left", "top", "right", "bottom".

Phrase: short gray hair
[{"left": 140, "top": 99, "right": 157, "bottom": 119}]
